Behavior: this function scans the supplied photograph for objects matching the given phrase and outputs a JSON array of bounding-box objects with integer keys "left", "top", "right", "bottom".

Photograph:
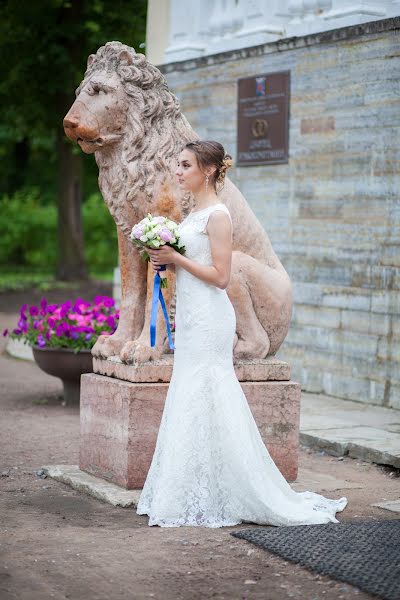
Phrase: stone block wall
[{"left": 162, "top": 18, "right": 400, "bottom": 409}]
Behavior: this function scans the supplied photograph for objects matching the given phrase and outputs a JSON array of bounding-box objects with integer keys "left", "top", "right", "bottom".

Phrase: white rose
[{"left": 140, "top": 235, "right": 148, "bottom": 242}]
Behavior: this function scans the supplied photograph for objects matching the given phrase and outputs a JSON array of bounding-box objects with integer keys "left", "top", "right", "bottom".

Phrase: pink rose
[
  {"left": 133, "top": 226, "right": 144, "bottom": 239},
  {"left": 159, "top": 227, "right": 173, "bottom": 243}
]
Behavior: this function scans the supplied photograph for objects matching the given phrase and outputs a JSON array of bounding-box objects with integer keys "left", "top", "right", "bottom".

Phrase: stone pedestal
[{"left": 80, "top": 357, "right": 301, "bottom": 489}]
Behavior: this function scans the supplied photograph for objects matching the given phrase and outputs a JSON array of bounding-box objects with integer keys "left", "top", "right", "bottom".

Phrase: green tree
[{"left": 0, "top": 0, "right": 147, "bottom": 280}]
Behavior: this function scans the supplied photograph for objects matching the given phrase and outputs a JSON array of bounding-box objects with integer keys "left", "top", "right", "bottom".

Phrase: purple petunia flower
[
  {"left": 17, "top": 318, "right": 28, "bottom": 333},
  {"left": 55, "top": 323, "right": 69, "bottom": 337},
  {"left": 73, "top": 325, "right": 95, "bottom": 334},
  {"left": 85, "top": 333, "right": 92, "bottom": 341},
  {"left": 47, "top": 304, "right": 57, "bottom": 314},
  {"left": 95, "top": 313, "right": 108, "bottom": 323},
  {"left": 37, "top": 334, "right": 46, "bottom": 348},
  {"left": 47, "top": 317, "right": 56, "bottom": 329},
  {"left": 33, "top": 321, "right": 40, "bottom": 330},
  {"left": 103, "top": 297, "right": 115, "bottom": 308},
  {"left": 29, "top": 306, "right": 39, "bottom": 316},
  {"left": 106, "top": 316, "right": 115, "bottom": 330},
  {"left": 60, "top": 301, "right": 72, "bottom": 318},
  {"left": 73, "top": 298, "right": 91, "bottom": 314},
  {"left": 3, "top": 329, "right": 8, "bottom": 337},
  {"left": 13, "top": 328, "right": 22, "bottom": 335}
]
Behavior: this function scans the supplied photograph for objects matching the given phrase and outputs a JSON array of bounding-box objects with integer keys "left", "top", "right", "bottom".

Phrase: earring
[{"left": 205, "top": 175, "right": 209, "bottom": 194}]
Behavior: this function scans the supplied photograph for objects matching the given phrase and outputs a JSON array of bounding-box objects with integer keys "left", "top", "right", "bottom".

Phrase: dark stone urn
[{"left": 32, "top": 346, "right": 93, "bottom": 406}]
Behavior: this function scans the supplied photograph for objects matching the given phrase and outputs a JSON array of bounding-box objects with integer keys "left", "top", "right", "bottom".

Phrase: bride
[{"left": 136, "top": 140, "right": 347, "bottom": 528}]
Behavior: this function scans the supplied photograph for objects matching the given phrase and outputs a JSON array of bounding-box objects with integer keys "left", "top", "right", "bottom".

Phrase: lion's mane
[{"left": 77, "top": 41, "right": 196, "bottom": 233}]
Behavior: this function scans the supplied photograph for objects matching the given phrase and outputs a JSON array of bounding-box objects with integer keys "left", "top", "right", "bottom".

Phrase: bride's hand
[{"left": 148, "top": 246, "right": 179, "bottom": 267}]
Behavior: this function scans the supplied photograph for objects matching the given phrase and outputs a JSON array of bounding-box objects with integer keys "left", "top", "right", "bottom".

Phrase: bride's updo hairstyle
[{"left": 184, "top": 140, "right": 233, "bottom": 190}]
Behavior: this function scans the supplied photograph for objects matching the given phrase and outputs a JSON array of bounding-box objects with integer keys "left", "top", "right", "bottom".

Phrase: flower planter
[
  {"left": 4, "top": 296, "right": 118, "bottom": 405},
  {"left": 32, "top": 346, "right": 93, "bottom": 406}
]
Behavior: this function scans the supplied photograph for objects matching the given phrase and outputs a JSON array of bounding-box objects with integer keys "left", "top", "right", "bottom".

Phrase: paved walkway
[{"left": 301, "top": 392, "right": 400, "bottom": 469}]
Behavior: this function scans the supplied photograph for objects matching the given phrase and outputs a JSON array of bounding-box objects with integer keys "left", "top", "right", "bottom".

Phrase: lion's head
[{"left": 64, "top": 41, "right": 196, "bottom": 232}]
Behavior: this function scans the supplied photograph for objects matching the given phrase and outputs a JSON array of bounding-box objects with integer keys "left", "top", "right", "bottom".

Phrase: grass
[{"left": 0, "top": 268, "right": 114, "bottom": 292}]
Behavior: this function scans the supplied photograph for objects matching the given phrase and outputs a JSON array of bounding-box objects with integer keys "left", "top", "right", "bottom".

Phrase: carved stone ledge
[{"left": 93, "top": 355, "right": 291, "bottom": 383}]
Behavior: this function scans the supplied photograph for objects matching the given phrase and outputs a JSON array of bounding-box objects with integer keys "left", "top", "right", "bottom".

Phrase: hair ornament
[{"left": 222, "top": 155, "right": 233, "bottom": 169}]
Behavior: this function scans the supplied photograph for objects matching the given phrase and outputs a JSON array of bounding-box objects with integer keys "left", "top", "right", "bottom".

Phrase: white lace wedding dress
[{"left": 136, "top": 203, "right": 347, "bottom": 528}]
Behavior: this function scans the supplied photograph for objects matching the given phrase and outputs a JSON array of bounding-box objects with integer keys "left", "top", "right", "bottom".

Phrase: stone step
[
  {"left": 300, "top": 392, "right": 400, "bottom": 469},
  {"left": 93, "top": 355, "right": 291, "bottom": 383}
]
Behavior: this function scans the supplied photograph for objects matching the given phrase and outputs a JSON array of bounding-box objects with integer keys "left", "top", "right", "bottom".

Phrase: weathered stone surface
[
  {"left": 300, "top": 116, "right": 335, "bottom": 134},
  {"left": 372, "top": 500, "right": 400, "bottom": 514},
  {"left": 6, "top": 338, "right": 33, "bottom": 361},
  {"left": 162, "top": 23, "right": 400, "bottom": 407},
  {"left": 300, "top": 392, "right": 400, "bottom": 468},
  {"left": 93, "top": 355, "right": 291, "bottom": 383},
  {"left": 80, "top": 373, "right": 300, "bottom": 487},
  {"left": 291, "top": 468, "right": 363, "bottom": 492},
  {"left": 41, "top": 465, "right": 140, "bottom": 507}
]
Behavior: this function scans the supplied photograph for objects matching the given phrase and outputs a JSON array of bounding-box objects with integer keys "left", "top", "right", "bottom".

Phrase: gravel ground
[{"left": 0, "top": 292, "right": 399, "bottom": 600}]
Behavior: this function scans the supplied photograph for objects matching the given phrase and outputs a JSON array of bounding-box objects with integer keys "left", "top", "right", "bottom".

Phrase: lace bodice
[{"left": 178, "top": 203, "right": 232, "bottom": 264}]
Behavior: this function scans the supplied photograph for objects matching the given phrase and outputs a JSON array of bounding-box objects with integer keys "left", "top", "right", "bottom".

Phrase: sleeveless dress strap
[{"left": 202, "top": 204, "right": 232, "bottom": 233}]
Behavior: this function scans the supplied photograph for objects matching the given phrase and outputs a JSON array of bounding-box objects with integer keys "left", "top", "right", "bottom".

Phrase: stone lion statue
[{"left": 63, "top": 41, "right": 292, "bottom": 364}]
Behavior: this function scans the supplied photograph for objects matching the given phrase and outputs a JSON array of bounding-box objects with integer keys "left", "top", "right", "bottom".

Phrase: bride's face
[{"left": 175, "top": 149, "right": 206, "bottom": 194}]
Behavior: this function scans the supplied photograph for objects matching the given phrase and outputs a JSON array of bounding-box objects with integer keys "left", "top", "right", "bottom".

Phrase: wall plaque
[{"left": 237, "top": 71, "right": 290, "bottom": 166}]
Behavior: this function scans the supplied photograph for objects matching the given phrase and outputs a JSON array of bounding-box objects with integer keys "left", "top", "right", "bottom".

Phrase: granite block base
[{"left": 80, "top": 361, "right": 300, "bottom": 488}]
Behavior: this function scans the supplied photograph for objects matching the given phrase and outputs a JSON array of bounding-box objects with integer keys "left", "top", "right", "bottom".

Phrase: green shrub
[
  {"left": 0, "top": 188, "right": 57, "bottom": 269},
  {"left": 0, "top": 189, "right": 118, "bottom": 275},
  {"left": 82, "top": 192, "right": 118, "bottom": 272}
]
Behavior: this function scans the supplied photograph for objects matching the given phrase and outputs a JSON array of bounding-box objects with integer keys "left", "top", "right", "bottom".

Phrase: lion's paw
[
  {"left": 91, "top": 334, "right": 126, "bottom": 358},
  {"left": 233, "top": 334, "right": 270, "bottom": 359},
  {"left": 120, "top": 339, "right": 163, "bottom": 364},
  {"left": 119, "top": 340, "right": 140, "bottom": 363}
]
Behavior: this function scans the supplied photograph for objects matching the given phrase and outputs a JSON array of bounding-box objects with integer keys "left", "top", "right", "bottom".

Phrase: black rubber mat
[{"left": 231, "top": 520, "right": 400, "bottom": 600}]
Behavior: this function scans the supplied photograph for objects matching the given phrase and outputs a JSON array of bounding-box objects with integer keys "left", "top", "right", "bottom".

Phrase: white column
[
  {"left": 285, "top": 0, "right": 334, "bottom": 35},
  {"left": 285, "top": 0, "right": 394, "bottom": 35},
  {"left": 323, "top": 0, "right": 388, "bottom": 23},
  {"left": 206, "top": 0, "right": 244, "bottom": 53},
  {"left": 234, "top": 0, "right": 288, "bottom": 46},
  {"left": 161, "top": 0, "right": 400, "bottom": 64},
  {"left": 164, "top": 0, "right": 210, "bottom": 62}
]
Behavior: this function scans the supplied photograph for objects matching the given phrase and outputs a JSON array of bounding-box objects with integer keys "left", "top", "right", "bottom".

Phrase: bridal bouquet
[{"left": 129, "top": 214, "right": 185, "bottom": 288}]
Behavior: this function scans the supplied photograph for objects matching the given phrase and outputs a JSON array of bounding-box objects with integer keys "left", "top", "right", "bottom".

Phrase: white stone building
[{"left": 147, "top": 1, "right": 400, "bottom": 64}]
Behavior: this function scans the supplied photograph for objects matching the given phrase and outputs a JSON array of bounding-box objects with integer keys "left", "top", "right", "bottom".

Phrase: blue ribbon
[{"left": 150, "top": 265, "right": 175, "bottom": 350}]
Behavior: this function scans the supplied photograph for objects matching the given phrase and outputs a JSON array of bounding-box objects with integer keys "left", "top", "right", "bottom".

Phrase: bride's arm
[
  {"left": 148, "top": 212, "right": 232, "bottom": 289},
  {"left": 158, "top": 212, "right": 233, "bottom": 289}
]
